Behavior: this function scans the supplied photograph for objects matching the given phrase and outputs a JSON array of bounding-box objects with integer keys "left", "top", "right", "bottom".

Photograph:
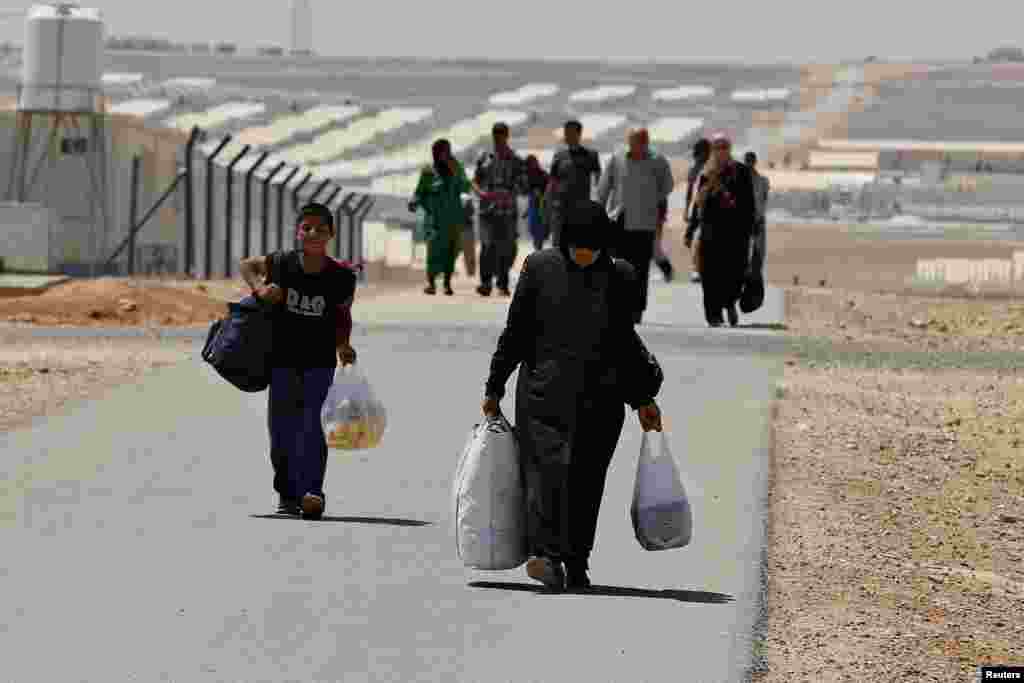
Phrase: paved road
[{"left": 0, "top": 286, "right": 785, "bottom": 683}]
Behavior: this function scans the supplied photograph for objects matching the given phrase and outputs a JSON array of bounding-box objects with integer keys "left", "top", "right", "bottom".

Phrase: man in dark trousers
[
  {"left": 685, "top": 134, "right": 757, "bottom": 327},
  {"left": 546, "top": 119, "right": 602, "bottom": 247},
  {"left": 596, "top": 127, "right": 675, "bottom": 324},
  {"left": 473, "top": 121, "right": 528, "bottom": 297},
  {"left": 482, "top": 199, "right": 664, "bottom": 592}
]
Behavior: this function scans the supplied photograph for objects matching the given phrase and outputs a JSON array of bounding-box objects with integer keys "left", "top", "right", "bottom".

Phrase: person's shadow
[
  {"left": 250, "top": 514, "right": 432, "bottom": 526},
  {"left": 468, "top": 581, "right": 733, "bottom": 603},
  {"left": 737, "top": 322, "right": 787, "bottom": 331}
]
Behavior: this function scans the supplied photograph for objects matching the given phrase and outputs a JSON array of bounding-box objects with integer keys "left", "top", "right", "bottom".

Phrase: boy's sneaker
[
  {"left": 301, "top": 493, "right": 325, "bottom": 520},
  {"left": 526, "top": 557, "right": 565, "bottom": 592},
  {"left": 277, "top": 496, "right": 301, "bottom": 516}
]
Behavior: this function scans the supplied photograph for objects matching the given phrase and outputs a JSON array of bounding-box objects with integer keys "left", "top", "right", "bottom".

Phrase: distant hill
[
  {"left": 983, "top": 46, "right": 1024, "bottom": 63},
  {"left": 106, "top": 36, "right": 186, "bottom": 53}
]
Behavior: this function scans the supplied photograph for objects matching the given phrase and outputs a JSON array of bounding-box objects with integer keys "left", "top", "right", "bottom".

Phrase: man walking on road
[
  {"left": 596, "top": 127, "right": 675, "bottom": 324},
  {"left": 482, "top": 199, "right": 664, "bottom": 592},
  {"left": 547, "top": 119, "right": 602, "bottom": 247},
  {"left": 744, "top": 151, "right": 770, "bottom": 276},
  {"left": 473, "top": 121, "right": 528, "bottom": 297}
]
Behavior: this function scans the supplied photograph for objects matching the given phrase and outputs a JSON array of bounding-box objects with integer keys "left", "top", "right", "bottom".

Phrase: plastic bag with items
[
  {"left": 631, "top": 430, "right": 693, "bottom": 551},
  {"left": 320, "top": 364, "right": 387, "bottom": 451}
]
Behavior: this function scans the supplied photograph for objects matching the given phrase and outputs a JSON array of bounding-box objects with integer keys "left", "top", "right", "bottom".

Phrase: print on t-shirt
[{"left": 286, "top": 289, "right": 327, "bottom": 317}]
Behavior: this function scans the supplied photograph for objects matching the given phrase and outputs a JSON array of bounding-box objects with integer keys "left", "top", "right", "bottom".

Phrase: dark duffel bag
[
  {"left": 202, "top": 294, "right": 277, "bottom": 392},
  {"left": 739, "top": 272, "right": 765, "bottom": 314}
]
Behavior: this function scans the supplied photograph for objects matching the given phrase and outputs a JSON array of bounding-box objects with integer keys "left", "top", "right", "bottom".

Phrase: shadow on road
[
  {"left": 250, "top": 514, "right": 432, "bottom": 526},
  {"left": 468, "top": 581, "right": 734, "bottom": 603},
  {"left": 737, "top": 323, "right": 788, "bottom": 331}
]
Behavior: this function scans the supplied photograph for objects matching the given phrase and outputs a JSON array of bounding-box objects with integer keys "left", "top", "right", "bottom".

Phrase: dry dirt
[
  {"left": 2, "top": 229, "right": 1023, "bottom": 679},
  {"left": 663, "top": 215, "right": 1024, "bottom": 296},
  {"left": 0, "top": 277, "right": 229, "bottom": 327},
  {"left": 752, "top": 282, "right": 1024, "bottom": 681},
  {"left": 0, "top": 332, "right": 197, "bottom": 433},
  {"left": 760, "top": 363, "right": 1024, "bottom": 681},
  {"left": 0, "top": 275, "right": 414, "bottom": 327}
]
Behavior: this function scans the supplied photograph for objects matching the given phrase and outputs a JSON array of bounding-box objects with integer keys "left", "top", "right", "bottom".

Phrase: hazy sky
[{"left": 2, "top": 0, "right": 1022, "bottom": 63}]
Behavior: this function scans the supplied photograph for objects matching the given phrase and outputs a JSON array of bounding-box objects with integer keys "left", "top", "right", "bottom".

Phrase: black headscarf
[
  {"left": 432, "top": 138, "right": 453, "bottom": 177},
  {"left": 560, "top": 199, "right": 613, "bottom": 254}
]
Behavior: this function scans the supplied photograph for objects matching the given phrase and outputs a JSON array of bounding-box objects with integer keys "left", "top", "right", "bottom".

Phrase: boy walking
[{"left": 239, "top": 203, "right": 358, "bottom": 519}]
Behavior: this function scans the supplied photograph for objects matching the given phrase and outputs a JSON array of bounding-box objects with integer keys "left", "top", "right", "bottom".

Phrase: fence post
[
  {"left": 348, "top": 195, "right": 372, "bottom": 265},
  {"left": 277, "top": 167, "right": 301, "bottom": 250},
  {"left": 127, "top": 155, "right": 140, "bottom": 276},
  {"left": 291, "top": 172, "right": 313, "bottom": 212},
  {"left": 322, "top": 185, "right": 342, "bottom": 211},
  {"left": 204, "top": 136, "right": 232, "bottom": 280},
  {"left": 308, "top": 178, "right": 331, "bottom": 205},
  {"left": 183, "top": 126, "right": 200, "bottom": 276},
  {"left": 225, "top": 144, "right": 250, "bottom": 278},
  {"left": 290, "top": 172, "right": 314, "bottom": 249},
  {"left": 354, "top": 196, "right": 375, "bottom": 282},
  {"left": 262, "top": 162, "right": 287, "bottom": 254},
  {"left": 104, "top": 170, "right": 185, "bottom": 270},
  {"left": 243, "top": 151, "right": 269, "bottom": 260},
  {"left": 336, "top": 192, "right": 357, "bottom": 260}
]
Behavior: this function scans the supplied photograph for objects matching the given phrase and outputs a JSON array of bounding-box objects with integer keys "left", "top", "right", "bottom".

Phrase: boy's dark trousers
[{"left": 268, "top": 366, "right": 335, "bottom": 501}]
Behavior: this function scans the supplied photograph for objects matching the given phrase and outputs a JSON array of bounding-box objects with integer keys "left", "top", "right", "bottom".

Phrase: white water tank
[{"left": 19, "top": 4, "right": 104, "bottom": 112}]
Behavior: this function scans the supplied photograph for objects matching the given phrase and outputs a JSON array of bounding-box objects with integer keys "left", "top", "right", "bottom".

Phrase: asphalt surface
[{"left": 0, "top": 283, "right": 785, "bottom": 683}]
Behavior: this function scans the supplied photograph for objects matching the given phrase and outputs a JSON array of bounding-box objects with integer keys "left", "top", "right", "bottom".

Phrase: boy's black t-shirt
[{"left": 265, "top": 250, "right": 357, "bottom": 368}]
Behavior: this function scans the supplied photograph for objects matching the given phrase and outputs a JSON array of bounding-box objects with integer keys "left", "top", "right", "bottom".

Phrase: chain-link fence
[{"left": 103, "top": 125, "right": 375, "bottom": 281}]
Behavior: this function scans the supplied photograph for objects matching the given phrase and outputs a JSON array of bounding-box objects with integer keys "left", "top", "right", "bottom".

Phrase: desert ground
[{"left": 2, "top": 221, "right": 1022, "bottom": 679}]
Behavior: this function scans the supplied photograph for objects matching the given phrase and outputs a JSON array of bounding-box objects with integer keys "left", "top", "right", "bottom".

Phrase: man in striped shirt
[{"left": 473, "top": 121, "right": 529, "bottom": 297}]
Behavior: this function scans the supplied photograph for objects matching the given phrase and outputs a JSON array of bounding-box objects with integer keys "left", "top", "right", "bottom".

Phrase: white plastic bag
[
  {"left": 631, "top": 431, "right": 693, "bottom": 551},
  {"left": 451, "top": 415, "right": 527, "bottom": 570},
  {"left": 320, "top": 364, "right": 387, "bottom": 451}
]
